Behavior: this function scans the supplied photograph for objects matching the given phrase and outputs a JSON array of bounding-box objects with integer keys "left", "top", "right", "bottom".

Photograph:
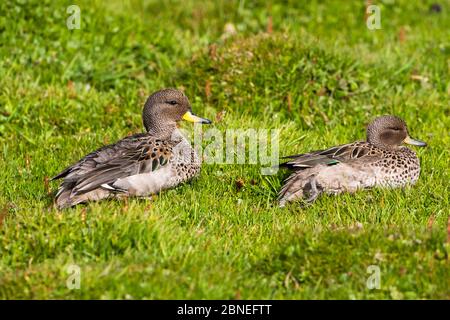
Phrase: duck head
[
  {"left": 142, "top": 88, "right": 211, "bottom": 136},
  {"left": 366, "top": 115, "right": 427, "bottom": 149}
]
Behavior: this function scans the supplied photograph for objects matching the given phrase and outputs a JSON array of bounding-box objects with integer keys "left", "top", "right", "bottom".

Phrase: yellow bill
[{"left": 182, "top": 111, "right": 212, "bottom": 124}]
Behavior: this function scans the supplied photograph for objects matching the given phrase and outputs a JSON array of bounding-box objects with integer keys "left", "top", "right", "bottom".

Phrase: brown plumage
[
  {"left": 278, "top": 115, "right": 427, "bottom": 206},
  {"left": 52, "top": 88, "right": 211, "bottom": 209}
]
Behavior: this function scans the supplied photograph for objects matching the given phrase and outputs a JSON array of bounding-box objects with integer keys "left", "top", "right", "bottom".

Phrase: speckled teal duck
[
  {"left": 52, "top": 88, "right": 211, "bottom": 209},
  {"left": 278, "top": 115, "right": 426, "bottom": 206}
]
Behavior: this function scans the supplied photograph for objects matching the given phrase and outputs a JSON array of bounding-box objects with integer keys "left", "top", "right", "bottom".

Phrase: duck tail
[
  {"left": 54, "top": 181, "right": 87, "bottom": 209},
  {"left": 54, "top": 188, "right": 76, "bottom": 209},
  {"left": 55, "top": 184, "right": 115, "bottom": 209},
  {"left": 278, "top": 170, "right": 323, "bottom": 207}
]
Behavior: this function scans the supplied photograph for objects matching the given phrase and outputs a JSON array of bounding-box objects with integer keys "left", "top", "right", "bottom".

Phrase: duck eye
[
  {"left": 389, "top": 127, "right": 401, "bottom": 131},
  {"left": 167, "top": 100, "right": 178, "bottom": 105}
]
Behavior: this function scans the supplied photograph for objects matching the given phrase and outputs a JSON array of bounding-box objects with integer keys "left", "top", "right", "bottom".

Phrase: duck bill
[
  {"left": 403, "top": 136, "right": 427, "bottom": 147},
  {"left": 182, "top": 111, "right": 211, "bottom": 124}
]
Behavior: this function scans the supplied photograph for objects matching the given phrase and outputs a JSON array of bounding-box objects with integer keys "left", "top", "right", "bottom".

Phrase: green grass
[{"left": 0, "top": 0, "right": 449, "bottom": 299}]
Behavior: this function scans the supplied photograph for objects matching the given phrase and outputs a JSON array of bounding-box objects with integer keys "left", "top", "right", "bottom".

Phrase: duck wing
[
  {"left": 52, "top": 134, "right": 176, "bottom": 196},
  {"left": 280, "top": 141, "right": 372, "bottom": 170}
]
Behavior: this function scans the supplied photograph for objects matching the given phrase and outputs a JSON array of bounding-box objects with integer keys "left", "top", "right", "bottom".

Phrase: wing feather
[
  {"left": 280, "top": 141, "right": 372, "bottom": 170},
  {"left": 53, "top": 133, "right": 176, "bottom": 196}
]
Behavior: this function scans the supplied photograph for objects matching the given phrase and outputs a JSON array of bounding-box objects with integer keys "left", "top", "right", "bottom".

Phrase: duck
[
  {"left": 278, "top": 115, "right": 426, "bottom": 206},
  {"left": 52, "top": 88, "right": 211, "bottom": 209}
]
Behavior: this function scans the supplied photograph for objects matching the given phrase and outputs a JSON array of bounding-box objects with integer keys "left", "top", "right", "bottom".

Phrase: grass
[{"left": 0, "top": 0, "right": 449, "bottom": 299}]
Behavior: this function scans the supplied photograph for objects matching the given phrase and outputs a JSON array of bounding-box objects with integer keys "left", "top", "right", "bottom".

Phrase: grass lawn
[{"left": 0, "top": 0, "right": 449, "bottom": 299}]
